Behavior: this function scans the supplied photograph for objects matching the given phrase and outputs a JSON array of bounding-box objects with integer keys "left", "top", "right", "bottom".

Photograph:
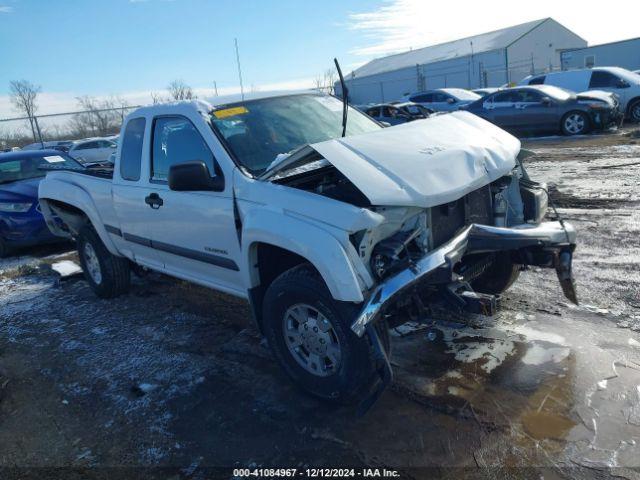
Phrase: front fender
[
  {"left": 39, "top": 178, "right": 120, "bottom": 256},
  {"left": 242, "top": 209, "right": 364, "bottom": 303}
]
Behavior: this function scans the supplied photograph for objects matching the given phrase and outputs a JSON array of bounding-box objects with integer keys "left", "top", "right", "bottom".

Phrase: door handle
[{"left": 145, "top": 193, "right": 164, "bottom": 209}]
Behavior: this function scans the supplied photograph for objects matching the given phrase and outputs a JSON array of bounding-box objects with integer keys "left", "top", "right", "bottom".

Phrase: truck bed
[{"left": 39, "top": 164, "right": 114, "bottom": 179}]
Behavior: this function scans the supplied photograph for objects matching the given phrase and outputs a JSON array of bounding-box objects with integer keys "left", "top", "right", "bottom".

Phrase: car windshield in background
[
  {"left": 0, "top": 153, "right": 80, "bottom": 184},
  {"left": 535, "top": 85, "right": 573, "bottom": 101},
  {"left": 447, "top": 89, "right": 481, "bottom": 101},
  {"left": 210, "top": 94, "right": 381, "bottom": 175}
]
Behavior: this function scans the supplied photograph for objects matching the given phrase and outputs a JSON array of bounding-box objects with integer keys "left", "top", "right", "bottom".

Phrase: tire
[
  {"left": 262, "top": 263, "right": 389, "bottom": 404},
  {"left": 628, "top": 99, "right": 640, "bottom": 123},
  {"left": 561, "top": 111, "right": 590, "bottom": 136},
  {"left": 471, "top": 253, "right": 521, "bottom": 295},
  {"left": 77, "top": 224, "right": 130, "bottom": 298},
  {"left": 0, "top": 238, "right": 8, "bottom": 258}
]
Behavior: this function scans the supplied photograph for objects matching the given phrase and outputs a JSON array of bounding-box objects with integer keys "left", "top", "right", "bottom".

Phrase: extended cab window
[
  {"left": 120, "top": 117, "right": 145, "bottom": 181},
  {"left": 152, "top": 116, "right": 215, "bottom": 181}
]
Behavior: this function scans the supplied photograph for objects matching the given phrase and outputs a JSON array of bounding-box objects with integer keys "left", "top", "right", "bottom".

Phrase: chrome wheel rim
[
  {"left": 282, "top": 303, "right": 342, "bottom": 377},
  {"left": 83, "top": 243, "right": 102, "bottom": 284},
  {"left": 565, "top": 113, "right": 585, "bottom": 134}
]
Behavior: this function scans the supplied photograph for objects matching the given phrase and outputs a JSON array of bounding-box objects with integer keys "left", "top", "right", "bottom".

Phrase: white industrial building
[
  {"left": 337, "top": 18, "right": 587, "bottom": 105},
  {"left": 561, "top": 37, "right": 640, "bottom": 71}
]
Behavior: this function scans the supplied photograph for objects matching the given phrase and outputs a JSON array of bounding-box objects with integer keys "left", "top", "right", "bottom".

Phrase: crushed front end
[{"left": 350, "top": 153, "right": 577, "bottom": 337}]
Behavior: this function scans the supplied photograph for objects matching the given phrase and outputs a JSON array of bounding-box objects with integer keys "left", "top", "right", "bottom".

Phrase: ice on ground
[
  {"left": 510, "top": 325, "right": 568, "bottom": 346},
  {"left": 521, "top": 343, "right": 570, "bottom": 366}
]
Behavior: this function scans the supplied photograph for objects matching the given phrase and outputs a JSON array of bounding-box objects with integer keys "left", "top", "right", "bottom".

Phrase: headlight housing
[{"left": 0, "top": 202, "right": 33, "bottom": 213}]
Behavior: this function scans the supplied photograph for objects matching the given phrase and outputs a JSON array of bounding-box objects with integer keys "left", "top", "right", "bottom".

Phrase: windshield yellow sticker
[{"left": 213, "top": 106, "right": 248, "bottom": 119}]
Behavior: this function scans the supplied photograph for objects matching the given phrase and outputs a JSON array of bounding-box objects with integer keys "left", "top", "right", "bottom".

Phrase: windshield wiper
[{"left": 334, "top": 58, "right": 349, "bottom": 138}]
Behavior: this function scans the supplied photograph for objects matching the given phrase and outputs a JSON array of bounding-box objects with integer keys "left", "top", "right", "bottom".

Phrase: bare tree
[
  {"left": 150, "top": 91, "right": 167, "bottom": 104},
  {"left": 314, "top": 69, "right": 337, "bottom": 95},
  {"left": 68, "top": 96, "right": 127, "bottom": 138},
  {"left": 9, "top": 80, "right": 41, "bottom": 142},
  {"left": 167, "top": 80, "right": 196, "bottom": 101}
]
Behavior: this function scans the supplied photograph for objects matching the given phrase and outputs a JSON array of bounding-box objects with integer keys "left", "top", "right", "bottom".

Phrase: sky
[{"left": 1, "top": 0, "right": 639, "bottom": 120}]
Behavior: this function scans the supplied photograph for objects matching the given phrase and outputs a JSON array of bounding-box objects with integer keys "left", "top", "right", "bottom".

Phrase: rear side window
[
  {"left": 589, "top": 71, "right": 620, "bottom": 88},
  {"left": 411, "top": 93, "right": 432, "bottom": 103},
  {"left": 151, "top": 116, "right": 215, "bottom": 181},
  {"left": 120, "top": 117, "right": 145, "bottom": 181},
  {"left": 528, "top": 76, "right": 545, "bottom": 85}
]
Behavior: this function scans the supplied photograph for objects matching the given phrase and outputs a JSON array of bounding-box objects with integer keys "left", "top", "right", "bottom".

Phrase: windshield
[
  {"left": 0, "top": 153, "right": 81, "bottom": 184},
  {"left": 445, "top": 89, "right": 481, "bottom": 101},
  {"left": 535, "top": 85, "right": 573, "bottom": 101},
  {"left": 210, "top": 94, "right": 381, "bottom": 175}
]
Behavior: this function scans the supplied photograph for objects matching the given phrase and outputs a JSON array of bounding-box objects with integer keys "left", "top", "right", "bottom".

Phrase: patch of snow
[
  {"left": 597, "top": 380, "right": 608, "bottom": 391},
  {"left": 51, "top": 260, "right": 82, "bottom": 277},
  {"left": 628, "top": 338, "right": 640, "bottom": 348}
]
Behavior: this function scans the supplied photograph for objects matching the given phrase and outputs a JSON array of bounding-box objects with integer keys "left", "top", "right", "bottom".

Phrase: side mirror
[
  {"left": 617, "top": 79, "right": 630, "bottom": 89},
  {"left": 446, "top": 98, "right": 456, "bottom": 104},
  {"left": 379, "top": 121, "right": 392, "bottom": 127},
  {"left": 169, "top": 161, "right": 224, "bottom": 192},
  {"left": 541, "top": 96, "right": 552, "bottom": 105}
]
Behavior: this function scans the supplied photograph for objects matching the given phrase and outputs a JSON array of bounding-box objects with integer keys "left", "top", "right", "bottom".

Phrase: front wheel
[
  {"left": 77, "top": 225, "right": 130, "bottom": 298},
  {"left": 561, "top": 111, "right": 590, "bottom": 136},
  {"left": 262, "top": 264, "right": 389, "bottom": 404},
  {"left": 628, "top": 100, "right": 640, "bottom": 123}
]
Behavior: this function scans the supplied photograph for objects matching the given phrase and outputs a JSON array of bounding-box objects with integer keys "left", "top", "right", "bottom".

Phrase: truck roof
[{"left": 127, "top": 90, "right": 323, "bottom": 121}]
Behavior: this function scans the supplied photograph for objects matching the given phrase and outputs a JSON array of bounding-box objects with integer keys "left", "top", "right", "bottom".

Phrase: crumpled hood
[{"left": 305, "top": 111, "right": 520, "bottom": 208}]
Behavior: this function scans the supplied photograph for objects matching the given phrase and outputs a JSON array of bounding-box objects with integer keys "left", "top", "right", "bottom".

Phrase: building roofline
[
  {"left": 560, "top": 35, "right": 640, "bottom": 53},
  {"left": 349, "top": 18, "right": 554, "bottom": 79},
  {"left": 505, "top": 17, "right": 550, "bottom": 48}
]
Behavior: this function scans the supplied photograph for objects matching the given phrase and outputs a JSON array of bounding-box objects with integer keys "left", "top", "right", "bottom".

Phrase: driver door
[{"left": 143, "top": 115, "right": 244, "bottom": 296}]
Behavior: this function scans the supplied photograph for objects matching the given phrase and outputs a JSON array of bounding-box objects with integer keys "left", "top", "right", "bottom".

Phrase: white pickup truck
[{"left": 38, "top": 91, "right": 577, "bottom": 407}]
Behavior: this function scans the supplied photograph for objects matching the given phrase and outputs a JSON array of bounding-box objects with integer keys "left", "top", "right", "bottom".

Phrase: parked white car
[
  {"left": 400, "top": 88, "right": 481, "bottom": 112},
  {"left": 38, "top": 91, "right": 577, "bottom": 407},
  {"left": 519, "top": 67, "right": 640, "bottom": 122},
  {"left": 68, "top": 138, "right": 117, "bottom": 164}
]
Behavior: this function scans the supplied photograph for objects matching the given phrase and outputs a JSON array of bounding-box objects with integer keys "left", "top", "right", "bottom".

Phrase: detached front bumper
[{"left": 351, "top": 221, "right": 576, "bottom": 337}]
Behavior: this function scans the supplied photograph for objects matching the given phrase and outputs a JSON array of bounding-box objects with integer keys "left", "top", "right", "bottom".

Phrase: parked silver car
[{"left": 400, "top": 88, "right": 481, "bottom": 112}]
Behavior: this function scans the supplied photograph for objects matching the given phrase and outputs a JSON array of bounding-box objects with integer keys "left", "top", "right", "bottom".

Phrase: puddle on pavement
[{"left": 390, "top": 315, "right": 640, "bottom": 468}]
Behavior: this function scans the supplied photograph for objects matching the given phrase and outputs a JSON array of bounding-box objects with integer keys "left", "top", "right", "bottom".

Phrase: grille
[{"left": 430, "top": 186, "right": 493, "bottom": 248}]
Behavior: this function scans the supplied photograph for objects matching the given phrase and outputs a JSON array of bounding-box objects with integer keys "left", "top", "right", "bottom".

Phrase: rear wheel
[
  {"left": 561, "top": 111, "right": 590, "bottom": 136},
  {"left": 628, "top": 99, "right": 640, "bottom": 123},
  {"left": 77, "top": 225, "right": 130, "bottom": 298},
  {"left": 471, "top": 253, "right": 521, "bottom": 295},
  {"left": 262, "top": 264, "right": 389, "bottom": 404}
]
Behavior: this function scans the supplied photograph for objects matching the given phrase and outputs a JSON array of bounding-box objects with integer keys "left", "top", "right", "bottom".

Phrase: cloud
[
  {"left": 0, "top": 5, "right": 14, "bottom": 13},
  {"left": 346, "top": 0, "right": 439, "bottom": 57}
]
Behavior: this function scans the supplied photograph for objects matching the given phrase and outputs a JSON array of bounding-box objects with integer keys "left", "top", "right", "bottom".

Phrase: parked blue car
[{"left": 0, "top": 149, "right": 81, "bottom": 256}]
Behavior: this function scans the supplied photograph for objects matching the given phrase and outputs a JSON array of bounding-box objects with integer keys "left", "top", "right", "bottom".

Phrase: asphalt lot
[{"left": 1, "top": 127, "right": 640, "bottom": 479}]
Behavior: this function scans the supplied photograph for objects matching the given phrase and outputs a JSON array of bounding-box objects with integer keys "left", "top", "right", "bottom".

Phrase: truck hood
[{"left": 264, "top": 111, "right": 520, "bottom": 208}]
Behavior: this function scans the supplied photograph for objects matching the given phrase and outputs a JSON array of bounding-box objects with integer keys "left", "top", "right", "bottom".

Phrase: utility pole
[
  {"left": 234, "top": 38, "right": 245, "bottom": 101},
  {"left": 33, "top": 116, "right": 44, "bottom": 148},
  {"left": 213, "top": 81, "right": 218, "bottom": 96}
]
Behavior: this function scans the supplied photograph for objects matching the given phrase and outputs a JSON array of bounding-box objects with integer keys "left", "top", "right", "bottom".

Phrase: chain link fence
[{"left": 0, "top": 105, "right": 141, "bottom": 150}]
